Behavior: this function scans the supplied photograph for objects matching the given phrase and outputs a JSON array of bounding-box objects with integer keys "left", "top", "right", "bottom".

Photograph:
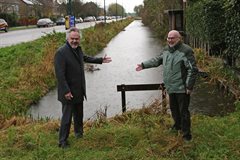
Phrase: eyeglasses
[
  {"left": 70, "top": 37, "right": 79, "bottom": 41},
  {"left": 167, "top": 37, "right": 179, "bottom": 40}
]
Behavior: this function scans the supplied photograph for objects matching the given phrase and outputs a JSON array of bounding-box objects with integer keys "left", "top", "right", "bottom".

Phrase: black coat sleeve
[{"left": 83, "top": 54, "right": 103, "bottom": 64}]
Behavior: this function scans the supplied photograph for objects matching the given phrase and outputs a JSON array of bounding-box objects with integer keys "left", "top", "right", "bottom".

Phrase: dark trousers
[
  {"left": 169, "top": 93, "right": 191, "bottom": 136},
  {"left": 59, "top": 101, "right": 83, "bottom": 144}
]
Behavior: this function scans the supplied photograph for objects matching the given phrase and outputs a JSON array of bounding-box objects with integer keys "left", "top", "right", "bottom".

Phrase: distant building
[
  {"left": 0, "top": 0, "right": 64, "bottom": 18},
  {"left": 0, "top": 0, "right": 20, "bottom": 15}
]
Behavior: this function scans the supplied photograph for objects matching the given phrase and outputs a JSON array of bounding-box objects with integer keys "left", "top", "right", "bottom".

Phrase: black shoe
[
  {"left": 58, "top": 141, "right": 70, "bottom": 149},
  {"left": 183, "top": 134, "right": 192, "bottom": 142}
]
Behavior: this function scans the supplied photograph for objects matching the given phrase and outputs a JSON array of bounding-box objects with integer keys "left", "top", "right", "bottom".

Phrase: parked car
[
  {"left": 0, "top": 18, "right": 8, "bottom": 32},
  {"left": 83, "top": 16, "right": 96, "bottom": 22},
  {"left": 97, "top": 16, "right": 105, "bottom": 21},
  {"left": 56, "top": 17, "right": 65, "bottom": 25},
  {"left": 37, "top": 18, "right": 54, "bottom": 27},
  {"left": 75, "top": 17, "right": 83, "bottom": 23}
]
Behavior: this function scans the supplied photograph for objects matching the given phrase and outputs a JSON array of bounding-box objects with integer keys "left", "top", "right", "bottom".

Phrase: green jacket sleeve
[{"left": 142, "top": 54, "right": 163, "bottom": 69}]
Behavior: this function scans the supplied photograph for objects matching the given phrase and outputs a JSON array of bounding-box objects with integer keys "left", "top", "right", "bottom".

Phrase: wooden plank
[{"left": 117, "top": 83, "right": 164, "bottom": 92}]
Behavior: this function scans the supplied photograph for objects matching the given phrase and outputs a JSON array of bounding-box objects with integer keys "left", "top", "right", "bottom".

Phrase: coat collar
[{"left": 168, "top": 41, "right": 182, "bottom": 53}]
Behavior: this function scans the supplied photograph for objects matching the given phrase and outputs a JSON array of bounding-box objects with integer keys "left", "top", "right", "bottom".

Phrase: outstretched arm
[
  {"left": 136, "top": 53, "right": 163, "bottom": 71},
  {"left": 136, "top": 64, "right": 143, "bottom": 71},
  {"left": 102, "top": 54, "right": 112, "bottom": 63}
]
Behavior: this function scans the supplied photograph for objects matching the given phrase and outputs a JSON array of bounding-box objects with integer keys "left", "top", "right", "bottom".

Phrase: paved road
[{"left": 0, "top": 21, "right": 99, "bottom": 48}]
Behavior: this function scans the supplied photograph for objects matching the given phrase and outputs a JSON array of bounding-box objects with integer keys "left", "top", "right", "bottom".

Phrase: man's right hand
[
  {"left": 65, "top": 92, "right": 73, "bottom": 100},
  {"left": 136, "top": 64, "right": 143, "bottom": 71}
]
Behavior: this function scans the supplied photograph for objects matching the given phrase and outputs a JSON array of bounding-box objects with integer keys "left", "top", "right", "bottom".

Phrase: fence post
[
  {"left": 119, "top": 84, "right": 126, "bottom": 112},
  {"left": 121, "top": 90, "right": 126, "bottom": 113},
  {"left": 161, "top": 89, "right": 166, "bottom": 110}
]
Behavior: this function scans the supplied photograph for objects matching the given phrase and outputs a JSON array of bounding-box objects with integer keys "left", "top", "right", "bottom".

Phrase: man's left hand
[{"left": 103, "top": 54, "right": 112, "bottom": 63}]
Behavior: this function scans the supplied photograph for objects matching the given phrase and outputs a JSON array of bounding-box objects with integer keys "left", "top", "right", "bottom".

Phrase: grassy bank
[
  {"left": 0, "top": 101, "right": 239, "bottom": 159},
  {"left": 0, "top": 19, "right": 133, "bottom": 118},
  {"left": 195, "top": 48, "right": 240, "bottom": 98}
]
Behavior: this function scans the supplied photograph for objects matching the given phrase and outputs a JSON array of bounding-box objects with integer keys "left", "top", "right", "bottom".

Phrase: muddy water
[{"left": 29, "top": 20, "right": 235, "bottom": 120}]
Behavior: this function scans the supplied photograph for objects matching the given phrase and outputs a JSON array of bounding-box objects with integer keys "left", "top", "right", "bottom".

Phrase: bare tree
[
  {"left": 37, "top": 0, "right": 54, "bottom": 17},
  {"left": 81, "top": 2, "right": 98, "bottom": 17}
]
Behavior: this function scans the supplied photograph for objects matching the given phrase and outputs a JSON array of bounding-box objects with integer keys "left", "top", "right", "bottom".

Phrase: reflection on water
[
  {"left": 29, "top": 20, "right": 235, "bottom": 120},
  {"left": 190, "top": 79, "right": 235, "bottom": 116}
]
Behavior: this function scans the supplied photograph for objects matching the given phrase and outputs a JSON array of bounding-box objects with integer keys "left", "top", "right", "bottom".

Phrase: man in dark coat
[{"left": 54, "top": 27, "right": 112, "bottom": 148}]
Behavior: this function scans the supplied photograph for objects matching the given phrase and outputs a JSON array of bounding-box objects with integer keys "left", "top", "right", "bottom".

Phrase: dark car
[
  {"left": 37, "top": 18, "right": 54, "bottom": 27},
  {"left": 56, "top": 17, "right": 65, "bottom": 25},
  {"left": 0, "top": 18, "right": 8, "bottom": 32}
]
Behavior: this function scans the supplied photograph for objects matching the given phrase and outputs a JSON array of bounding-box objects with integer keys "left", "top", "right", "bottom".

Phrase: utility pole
[
  {"left": 95, "top": 0, "right": 98, "bottom": 17},
  {"left": 116, "top": 0, "right": 118, "bottom": 20},
  {"left": 121, "top": 0, "right": 123, "bottom": 18},
  {"left": 68, "top": 0, "right": 72, "bottom": 15},
  {"left": 104, "top": 0, "right": 106, "bottom": 23}
]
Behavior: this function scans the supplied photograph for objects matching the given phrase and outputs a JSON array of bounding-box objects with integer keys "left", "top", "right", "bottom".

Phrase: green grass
[
  {"left": 0, "top": 32, "right": 64, "bottom": 117},
  {"left": 0, "top": 102, "right": 239, "bottom": 159}
]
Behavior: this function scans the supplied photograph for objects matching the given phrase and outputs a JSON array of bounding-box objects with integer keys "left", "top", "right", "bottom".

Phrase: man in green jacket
[{"left": 136, "top": 30, "right": 198, "bottom": 141}]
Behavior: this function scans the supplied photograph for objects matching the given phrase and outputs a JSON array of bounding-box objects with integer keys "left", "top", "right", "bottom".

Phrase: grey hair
[
  {"left": 68, "top": 27, "right": 80, "bottom": 34},
  {"left": 66, "top": 27, "right": 81, "bottom": 39}
]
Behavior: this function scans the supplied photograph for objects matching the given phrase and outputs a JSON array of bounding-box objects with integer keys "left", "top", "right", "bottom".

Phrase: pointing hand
[
  {"left": 136, "top": 64, "right": 143, "bottom": 71},
  {"left": 103, "top": 54, "right": 112, "bottom": 63}
]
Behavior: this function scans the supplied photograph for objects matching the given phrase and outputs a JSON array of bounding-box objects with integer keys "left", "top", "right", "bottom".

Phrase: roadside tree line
[{"left": 0, "top": 0, "right": 126, "bottom": 27}]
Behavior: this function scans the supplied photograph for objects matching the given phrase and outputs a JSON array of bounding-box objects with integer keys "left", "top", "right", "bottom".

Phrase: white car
[
  {"left": 37, "top": 18, "right": 54, "bottom": 28},
  {"left": 97, "top": 16, "right": 105, "bottom": 21},
  {"left": 84, "top": 16, "right": 96, "bottom": 22},
  {"left": 75, "top": 17, "right": 83, "bottom": 23}
]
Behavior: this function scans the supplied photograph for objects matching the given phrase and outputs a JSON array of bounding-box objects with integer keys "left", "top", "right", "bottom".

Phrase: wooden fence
[{"left": 117, "top": 83, "right": 165, "bottom": 113}]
